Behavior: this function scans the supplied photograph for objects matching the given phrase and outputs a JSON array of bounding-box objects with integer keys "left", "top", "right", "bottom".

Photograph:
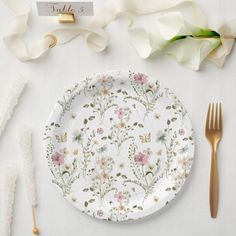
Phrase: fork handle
[{"left": 210, "top": 149, "right": 219, "bottom": 218}]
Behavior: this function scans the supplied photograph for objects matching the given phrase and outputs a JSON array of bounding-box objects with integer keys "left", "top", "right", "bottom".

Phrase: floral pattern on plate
[{"left": 43, "top": 70, "right": 194, "bottom": 221}]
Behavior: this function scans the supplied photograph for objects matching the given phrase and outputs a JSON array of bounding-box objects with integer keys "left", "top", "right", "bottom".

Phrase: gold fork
[{"left": 205, "top": 103, "right": 223, "bottom": 218}]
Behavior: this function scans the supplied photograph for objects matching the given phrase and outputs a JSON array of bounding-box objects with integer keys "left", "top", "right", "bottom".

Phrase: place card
[{"left": 36, "top": 1, "right": 94, "bottom": 16}]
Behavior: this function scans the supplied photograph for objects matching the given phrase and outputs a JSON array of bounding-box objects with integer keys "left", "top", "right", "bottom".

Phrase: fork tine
[
  {"left": 205, "top": 103, "right": 211, "bottom": 131},
  {"left": 210, "top": 103, "right": 215, "bottom": 129},
  {"left": 219, "top": 103, "right": 222, "bottom": 130},
  {"left": 215, "top": 103, "right": 219, "bottom": 130}
]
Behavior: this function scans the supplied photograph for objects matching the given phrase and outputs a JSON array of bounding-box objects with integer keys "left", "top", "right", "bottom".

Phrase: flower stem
[{"left": 168, "top": 29, "right": 220, "bottom": 44}]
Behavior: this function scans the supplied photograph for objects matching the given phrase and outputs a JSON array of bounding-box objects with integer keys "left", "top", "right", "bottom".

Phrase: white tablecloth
[{"left": 0, "top": 0, "right": 235, "bottom": 235}]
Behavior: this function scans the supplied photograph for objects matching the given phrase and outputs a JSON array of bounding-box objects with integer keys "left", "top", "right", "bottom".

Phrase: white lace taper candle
[
  {"left": 1, "top": 163, "right": 18, "bottom": 236},
  {"left": 0, "top": 74, "right": 28, "bottom": 138},
  {"left": 19, "top": 125, "right": 40, "bottom": 234}
]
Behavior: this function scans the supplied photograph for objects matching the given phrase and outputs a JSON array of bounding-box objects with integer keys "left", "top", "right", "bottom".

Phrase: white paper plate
[{"left": 43, "top": 70, "right": 194, "bottom": 221}]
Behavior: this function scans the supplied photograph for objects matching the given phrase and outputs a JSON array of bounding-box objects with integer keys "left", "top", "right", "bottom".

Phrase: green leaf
[
  {"left": 62, "top": 171, "right": 70, "bottom": 175},
  {"left": 145, "top": 171, "right": 153, "bottom": 176},
  {"left": 88, "top": 199, "right": 95, "bottom": 203},
  {"left": 84, "top": 119, "right": 88, "bottom": 124},
  {"left": 121, "top": 175, "right": 128, "bottom": 179},
  {"left": 83, "top": 188, "right": 89, "bottom": 192},
  {"left": 165, "top": 187, "right": 171, "bottom": 191},
  {"left": 84, "top": 201, "right": 88, "bottom": 207},
  {"left": 167, "top": 119, "right": 171, "bottom": 125},
  {"left": 193, "top": 28, "right": 220, "bottom": 38},
  {"left": 88, "top": 116, "right": 95, "bottom": 121},
  {"left": 169, "top": 35, "right": 188, "bottom": 43}
]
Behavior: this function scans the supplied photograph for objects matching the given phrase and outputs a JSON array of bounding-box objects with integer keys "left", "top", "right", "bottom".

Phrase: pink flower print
[
  {"left": 134, "top": 152, "right": 149, "bottom": 165},
  {"left": 115, "top": 107, "right": 125, "bottom": 119},
  {"left": 178, "top": 158, "right": 189, "bottom": 170},
  {"left": 179, "top": 128, "right": 185, "bottom": 136},
  {"left": 114, "top": 191, "right": 125, "bottom": 203},
  {"left": 51, "top": 152, "right": 65, "bottom": 165},
  {"left": 134, "top": 73, "right": 148, "bottom": 85},
  {"left": 98, "top": 76, "right": 109, "bottom": 86},
  {"left": 97, "top": 127, "right": 104, "bottom": 135}
]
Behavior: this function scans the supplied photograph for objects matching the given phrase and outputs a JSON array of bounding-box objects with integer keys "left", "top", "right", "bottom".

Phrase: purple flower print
[
  {"left": 97, "top": 127, "right": 104, "bottom": 135},
  {"left": 134, "top": 73, "right": 148, "bottom": 85},
  {"left": 97, "top": 210, "right": 104, "bottom": 217},
  {"left": 134, "top": 152, "right": 149, "bottom": 166},
  {"left": 179, "top": 128, "right": 185, "bottom": 136},
  {"left": 51, "top": 152, "right": 65, "bottom": 166}
]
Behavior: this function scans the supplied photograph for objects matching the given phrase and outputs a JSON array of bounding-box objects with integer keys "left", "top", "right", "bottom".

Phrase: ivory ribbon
[{"left": 1, "top": 0, "right": 236, "bottom": 70}]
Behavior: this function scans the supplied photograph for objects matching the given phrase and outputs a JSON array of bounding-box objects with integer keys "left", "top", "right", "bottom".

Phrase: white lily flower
[
  {"left": 166, "top": 36, "right": 221, "bottom": 70},
  {"left": 129, "top": 12, "right": 222, "bottom": 70}
]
